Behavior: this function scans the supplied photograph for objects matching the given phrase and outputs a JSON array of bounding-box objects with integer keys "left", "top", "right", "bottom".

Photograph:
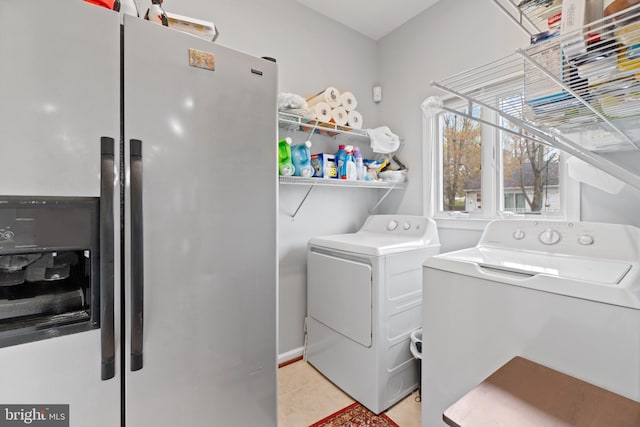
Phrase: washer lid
[
  {"left": 424, "top": 246, "right": 640, "bottom": 309},
  {"left": 438, "top": 247, "right": 632, "bottom": 284}
]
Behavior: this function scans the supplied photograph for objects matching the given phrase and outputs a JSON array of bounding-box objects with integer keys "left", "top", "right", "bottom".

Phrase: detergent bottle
[
  {"left": 144, "top": 0, "right": 168, "bottom": 26},
  {"left": 335, "top": 145, "right": 347, "bottom": 179},
  {"left": 278, "top": 138, "right": 295, "bottom": 176},
  {"left": 291, "top": 141, "right": 313, "bottom": 178},
  {"left": 345, "top": 147, "right": 357, "bottom": 181},
  {"left": 354, "top": 147, "right": 364, "bottom": 180}
]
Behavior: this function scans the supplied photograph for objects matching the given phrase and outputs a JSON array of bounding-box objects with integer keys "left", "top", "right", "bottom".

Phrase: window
[
  {"left": 440, "top": 108, "right": 482, "bottom": 213},
  {"left": 499, "top": 95, "right": 561, "bottom": 215},
  {"left": 425, "top": 89, "right": 578, "bottom": 223}
]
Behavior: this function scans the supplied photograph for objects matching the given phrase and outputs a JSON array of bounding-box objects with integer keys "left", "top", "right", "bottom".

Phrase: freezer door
[
  {"left": 123, "top": 17, "right": 277, "bottom": 427},
  {"left": 0, "top": 1, "right": 119, "bottom": 197},
  {"left": 0, "top": 2, "right": 121, "bottom": 427}
]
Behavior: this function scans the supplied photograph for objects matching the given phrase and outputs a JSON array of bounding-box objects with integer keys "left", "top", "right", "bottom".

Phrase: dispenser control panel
[{"left": 481, "top": 220, "right": 638, "bottom": 262}]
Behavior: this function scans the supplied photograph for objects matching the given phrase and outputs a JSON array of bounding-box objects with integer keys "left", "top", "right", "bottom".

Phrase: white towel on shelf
[
  {"left": 278, "top": 93, "right": 308, "bottom": 111},
  {"left": 284, "top": 108, "right": 315, "bottom": 119},
  {"left": 366, "top": 126, "right": 400, "bottom": 154}
]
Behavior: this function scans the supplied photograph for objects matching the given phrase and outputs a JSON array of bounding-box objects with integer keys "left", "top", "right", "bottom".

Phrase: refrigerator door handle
[
  {"left": 130, "top": 139, "right": 144, "bottom": 372},
  {"left": 100, "top": 137, "right": 116, "bottom": 381}
]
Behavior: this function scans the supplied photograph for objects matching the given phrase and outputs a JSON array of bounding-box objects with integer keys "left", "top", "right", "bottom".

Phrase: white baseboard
[{"left": 278, "top": 346, "right": 304, "bottom": 366}]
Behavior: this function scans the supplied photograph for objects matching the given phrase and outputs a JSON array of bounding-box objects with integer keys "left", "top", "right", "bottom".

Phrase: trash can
[
  {"left": 410, "top": 328, "right": 423, "bottom": 399},
  {"left": 410, "top": 328, "right": 422, "bottom": 359}
]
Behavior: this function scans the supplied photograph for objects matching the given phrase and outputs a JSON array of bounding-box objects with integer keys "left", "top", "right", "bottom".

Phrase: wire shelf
[
  {"left": 278, "top": 112, "right": 368, "bottom": 139},
  {"left": 279, "top": 176, "right": 405, "bottom": 189},
  {"left": 492, "top": 0, "right": 554, "bottom": 36},
  {"left": 432, "top": 2, "right": 640, "bottom": 190},
  {"left": 279, "top": 176, "right": 405, "bottom": 219}
]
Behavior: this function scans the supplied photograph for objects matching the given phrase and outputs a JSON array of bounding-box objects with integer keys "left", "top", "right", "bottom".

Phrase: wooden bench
[{"left": 443, "top": 356, "right": 640, "bottom": 427}]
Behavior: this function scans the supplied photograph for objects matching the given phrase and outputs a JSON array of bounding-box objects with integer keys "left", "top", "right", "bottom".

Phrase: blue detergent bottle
[
  {"left": 291, "top": 141, "right": 313, "bottom": 177},
  {"left": 335, "top": 144, "right": 347, "bottom": 179}
]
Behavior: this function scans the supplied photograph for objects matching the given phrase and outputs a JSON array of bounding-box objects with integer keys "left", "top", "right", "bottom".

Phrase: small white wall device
[{"left": 372, "top": 86, "right": 382, "bottom": 103}]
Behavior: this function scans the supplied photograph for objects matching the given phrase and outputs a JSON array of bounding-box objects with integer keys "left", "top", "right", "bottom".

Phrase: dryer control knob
[
  {"left": 403, "top": 222, "right": 411, "bottom": 230},
  {"left": 513, "top": 229, "right": 526, "bottom": 240},
  {"left": 579, "top": 234, "right": 594, "bottom": 245},
  {"left": 387, "top": 220, "right": 398, "bottom": 231},
  {"left": 539, "top": 229, "right": 561, "bottom": 245}
]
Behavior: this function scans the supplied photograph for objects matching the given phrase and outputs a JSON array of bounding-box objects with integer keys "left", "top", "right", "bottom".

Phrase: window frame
[{"left": 423, "top": 92, "right": 579, "bottom": 230}]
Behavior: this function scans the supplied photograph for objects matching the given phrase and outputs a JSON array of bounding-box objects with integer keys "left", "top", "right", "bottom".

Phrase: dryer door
[{"left": 308, "top": 250, "right": 372, "bottom": 347}]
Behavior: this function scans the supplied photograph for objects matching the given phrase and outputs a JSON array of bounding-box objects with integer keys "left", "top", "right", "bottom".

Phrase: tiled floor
[{"left": 278, "top": 360, "right": 421, "bottom": 427}]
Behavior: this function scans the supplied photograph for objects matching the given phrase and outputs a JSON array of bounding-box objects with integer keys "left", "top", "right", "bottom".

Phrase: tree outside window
[
  {"left": 432, "top": 89, "right": 569, "bottom": 219},
  {"left": 440, "top": 112, "right": 482, "bottom": 212},
  {"left": 501, "top": 110, "right": 560, "bottom": 214}
]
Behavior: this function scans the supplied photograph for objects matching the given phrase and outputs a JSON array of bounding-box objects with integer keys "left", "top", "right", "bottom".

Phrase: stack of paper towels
[{"left": 306, "top": 87, "right": 363, "bottom": 129}]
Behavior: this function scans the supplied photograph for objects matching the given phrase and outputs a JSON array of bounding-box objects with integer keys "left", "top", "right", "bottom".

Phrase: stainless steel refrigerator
[{"left": 0, "top": 2, "right": 277, "bottom": 426}]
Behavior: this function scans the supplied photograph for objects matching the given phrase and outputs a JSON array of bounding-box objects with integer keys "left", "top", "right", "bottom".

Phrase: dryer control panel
[
  {"left": 360, "top": 215, "right": 437, "bottom": 239},
  {"left": 479, "top": 220, "right": 640, "bottom": 262}
]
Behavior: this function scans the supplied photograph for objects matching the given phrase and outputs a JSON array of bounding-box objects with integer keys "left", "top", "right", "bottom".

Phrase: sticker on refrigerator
[{"left": 188, "top": 49, "right": 215, "bottom": 71}]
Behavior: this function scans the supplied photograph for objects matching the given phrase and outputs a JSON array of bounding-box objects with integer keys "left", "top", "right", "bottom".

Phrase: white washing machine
[
  {"left": 306, "top": 215, "right": 440, "bottom": 414},
  {"left": 421, "top": 219, "right": 640, "bottom": 427}
]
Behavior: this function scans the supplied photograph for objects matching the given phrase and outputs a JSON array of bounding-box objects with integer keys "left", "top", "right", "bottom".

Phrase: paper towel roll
[
  {"left": 307, "top": 87, "right": 341, "bottom": 108},
  {"left": 347, "top": 110, "right": 363, "bottom": 129},
  {"left": 331, "top": 106, "right": 349, "bottom": 126},
  {"left": 340, "top": 92, "right": 358, "bottom": 112},
  {"left": 312, "top": 102, "right": 332, "bottom": 122}
]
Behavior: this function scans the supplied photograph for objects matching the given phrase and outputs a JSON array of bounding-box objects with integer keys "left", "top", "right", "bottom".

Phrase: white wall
[
  {"left": 376, "top": 0, "right": 529, "bottom": 251},
  {"left": 377, "top": 0, "right": 640, "bottom": 250},
  {"left": 151, "top": 0, "right": 382, "bottom": 357},
  {"left": 582, "top": 151, "right": 640, "bottom": 228},
  {"left": 581, "top": 183, "right": 640, "bottom": 227}
]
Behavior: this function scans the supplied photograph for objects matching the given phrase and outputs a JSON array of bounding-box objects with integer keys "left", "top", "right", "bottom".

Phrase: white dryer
[
  {"left": 421, "top": 220, "right": 640, "bottom": 427},
  {"left": 306, "top": 215, "right": 440, "bottom": 414}
]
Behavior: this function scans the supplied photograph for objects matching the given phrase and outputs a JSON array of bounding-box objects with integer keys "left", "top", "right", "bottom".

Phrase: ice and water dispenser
[{"left": 0, "top": 197, "right": 100, "bottom": 347}]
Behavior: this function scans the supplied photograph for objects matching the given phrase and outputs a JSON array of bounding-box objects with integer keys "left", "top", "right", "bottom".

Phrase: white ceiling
[{"left": 294, "top": 0, "right": 441, "bottom": 40}]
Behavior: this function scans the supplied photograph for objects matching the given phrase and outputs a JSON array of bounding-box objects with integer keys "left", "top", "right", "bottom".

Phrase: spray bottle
[
  {"left": 345, "top": 146, "right": 357, "bottom": 181},
  {"left": 144, "top": 0, "right": 168, "bottom": 26},
  {"left": 354, "top": 147, "right": 364, "bottom": 180}
]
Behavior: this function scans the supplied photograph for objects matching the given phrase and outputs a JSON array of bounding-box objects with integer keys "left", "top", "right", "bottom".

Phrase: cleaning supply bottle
[
  {"left": 345, "top": 147, "right": 357, "bottom": 180},
  {"left": 278, "top": 137, "right": 295, "bottom": 176},
  {"left": 144, "top": 0, "right": 168, "bottom": 26},
  {"left": 354, "top": 147, "right": 364, "bottom": 180},
  {"left": 291, "top": 141, "right": 313, "bottom": 178},
  {"left": 335, "top": 145, "right": 347, "bottom": 179}
]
